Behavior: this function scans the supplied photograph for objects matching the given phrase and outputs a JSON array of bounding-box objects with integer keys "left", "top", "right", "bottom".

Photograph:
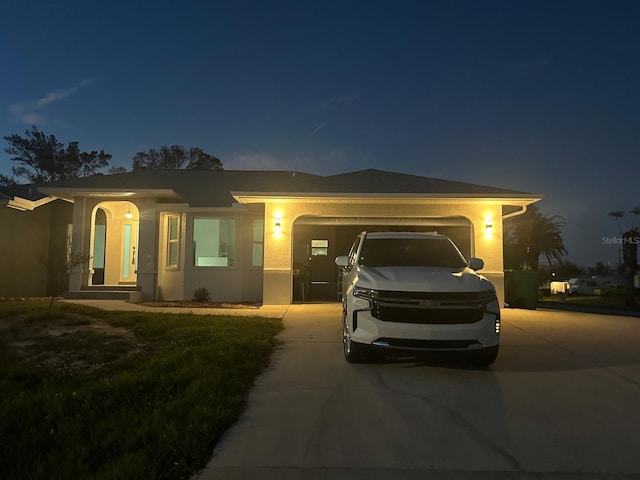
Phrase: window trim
[
  {"left": 252, "top": 218, "right": 264, "bottom": 268},
  {"left": 166, "top": 215, "right": 180, "bottom": 268}
]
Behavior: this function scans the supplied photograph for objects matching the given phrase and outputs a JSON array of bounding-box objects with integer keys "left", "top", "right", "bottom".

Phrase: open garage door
[{"left": 292, "top": 216, "right": 472, "bottom": 302}]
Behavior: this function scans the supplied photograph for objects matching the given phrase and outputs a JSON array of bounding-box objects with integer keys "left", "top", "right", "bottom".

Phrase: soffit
[{"left": 231, "top": 192, "right": 542, "bottom": 206}]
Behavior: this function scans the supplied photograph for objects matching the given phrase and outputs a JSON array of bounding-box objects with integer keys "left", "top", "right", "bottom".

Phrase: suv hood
[{"left": 355, "top": 266, "right": 492, "bottom": 293}]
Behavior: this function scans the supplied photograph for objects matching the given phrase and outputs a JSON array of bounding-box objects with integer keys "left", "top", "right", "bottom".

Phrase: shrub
[{"left": 191, "top": 287, "right": 211, "bottom": 303}]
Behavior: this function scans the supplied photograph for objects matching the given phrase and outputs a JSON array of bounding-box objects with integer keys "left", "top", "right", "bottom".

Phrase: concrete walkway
[{"left": 195, "top": 304, "right": 640, "bottom": 480}]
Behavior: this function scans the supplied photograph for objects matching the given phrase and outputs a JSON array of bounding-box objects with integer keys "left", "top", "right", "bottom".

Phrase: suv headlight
[
  {"left": 353, "top": 286, "right": 376, "bottom": 307},
  {"left": 353, "top": 286, "right": 375, "bottom": 299}
]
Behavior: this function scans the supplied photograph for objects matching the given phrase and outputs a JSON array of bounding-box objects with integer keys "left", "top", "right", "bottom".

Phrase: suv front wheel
[{"left": 342, "top": 312, "right": 370, "bottom": 363}]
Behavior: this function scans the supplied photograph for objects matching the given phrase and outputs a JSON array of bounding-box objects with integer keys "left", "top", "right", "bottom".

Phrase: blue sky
[{"left": 2, "top": 0, "right": 639, "bottom": 268}]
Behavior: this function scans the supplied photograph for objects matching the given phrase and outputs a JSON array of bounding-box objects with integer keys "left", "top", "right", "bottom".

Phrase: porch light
[
  {"left": 125, "top": 202, "right": 134, "bottom": 219},
  {"left": 274, "top": 214, "right": 282, "bottom": 236},
  {"left": 484, "top": 215, "right": 493, "bottom": 239}
]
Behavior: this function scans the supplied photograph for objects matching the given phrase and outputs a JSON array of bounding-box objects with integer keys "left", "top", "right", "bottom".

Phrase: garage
[{"left": 292, "top": 216, "right": 473, "bottom": 302}]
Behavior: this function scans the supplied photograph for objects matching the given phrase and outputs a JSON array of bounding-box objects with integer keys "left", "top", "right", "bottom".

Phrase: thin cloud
[
  {"left": 225, "top": 153, "right": 290, "bottom": 170},
  {"left": 9, "top": 77, "right": 97, "bottom": 124},
  {"left": 225, "top": 147, "right": 361, "bottom": 176},
  {"left": 225, "top": 150, "right": 341, "bottom": 173},
  {"left": 312, "top": 121, "right": 327, "bottom": 136}
]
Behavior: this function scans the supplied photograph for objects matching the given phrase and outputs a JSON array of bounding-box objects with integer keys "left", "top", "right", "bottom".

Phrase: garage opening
[{"left": 292, "top": 217, "right": 472, "bottom": 303}]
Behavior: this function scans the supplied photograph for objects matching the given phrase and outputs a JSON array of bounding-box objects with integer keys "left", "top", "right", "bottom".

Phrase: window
[
  {"left": 167, "top": 215, "right": 179, "bottom": 267},
  {"left": 66, "top": 224, "right": 73, "bottom": 264},
  {"left": 252, "top": 219, "right": 264, "bottom": 267},
  {"left": 193, "top": 217, "right": 236, "bottom": 266},
  {"left": 359, "top": 238, "right": 467, "bottom": 268},
  {"left": 311, "top": 239, "right": 328, "bottom": 256}
]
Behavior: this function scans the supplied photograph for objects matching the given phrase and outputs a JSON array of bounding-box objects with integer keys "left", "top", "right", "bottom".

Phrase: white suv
[{"left": 335, "top": 231, "right": 500, "bottom": 366}]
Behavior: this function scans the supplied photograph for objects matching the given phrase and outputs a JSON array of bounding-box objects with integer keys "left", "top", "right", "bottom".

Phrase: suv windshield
[{"left": 359, "top": 237, "right": 468, "bottom": 268}]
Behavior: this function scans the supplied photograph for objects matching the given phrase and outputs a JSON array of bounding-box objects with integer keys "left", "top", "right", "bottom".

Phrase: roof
[
  {"left": 0, "top": 183, "right": 58, "bottom": 211},
  {"left": 33, "top": 168, "right": 540, "bottom": 208},
  {"left": 0, "top": 183, "right": 50, "bottom": 202}
]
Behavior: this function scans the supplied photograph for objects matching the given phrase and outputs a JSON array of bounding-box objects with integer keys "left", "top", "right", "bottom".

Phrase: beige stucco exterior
[
  {"left": 0, "top": 199, "right": 72, "bottom": 297},
  {"left": 233, "top": 194, "right": 530, "bottom": 306},
  {"left": 34, "top": 171, "right": 540, "bottom": 306}
]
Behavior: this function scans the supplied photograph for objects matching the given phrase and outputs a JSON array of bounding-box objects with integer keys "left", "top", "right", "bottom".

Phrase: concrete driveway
[{"left": 197, "top": 304, "right": 640, "bottom": 480}]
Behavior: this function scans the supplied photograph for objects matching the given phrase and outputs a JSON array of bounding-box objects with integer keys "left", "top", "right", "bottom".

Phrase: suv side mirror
[
  {"left": 335, "top": 256, "right": 349, "bottom": 268},
  {"left": 469, "top": 257, "right": 484, "bottom": 271}
]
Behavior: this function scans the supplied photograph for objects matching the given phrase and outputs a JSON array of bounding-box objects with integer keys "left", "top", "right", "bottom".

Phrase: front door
[
  {"left": 308, "top": 239, "right": 336, "bottom": 300},
  {"left": 121, "top": 221, "right": 138, "bottom": 283}
]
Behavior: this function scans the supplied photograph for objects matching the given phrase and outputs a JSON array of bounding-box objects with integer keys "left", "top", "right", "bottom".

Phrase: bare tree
[{"left": 46, "top": 235, "right": 92, "bottom": 309}]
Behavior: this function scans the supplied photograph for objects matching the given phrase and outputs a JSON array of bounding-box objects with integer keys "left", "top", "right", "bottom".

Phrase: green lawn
[
  {"left": 540, "top": 293, "right": 640, "bottom": 310},
  {"left": 0, "top": 299, "right": 283, "bottom": 480}
]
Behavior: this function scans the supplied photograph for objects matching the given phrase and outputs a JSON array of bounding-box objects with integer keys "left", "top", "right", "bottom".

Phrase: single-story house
[{"left": 2, "top": 169, "right": 541, "bottom": 305}]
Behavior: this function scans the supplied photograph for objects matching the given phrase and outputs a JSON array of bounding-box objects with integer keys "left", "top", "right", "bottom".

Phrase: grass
[
  {"left": 0, "top": 299, "right": 283, "bottom": 480},
  {"left": 540, "top": 293, "right": 640, "bottom": 310}
]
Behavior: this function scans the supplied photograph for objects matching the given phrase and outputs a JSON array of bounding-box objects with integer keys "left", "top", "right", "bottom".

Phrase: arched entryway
[
  {"left": 90, "top": 201, "right": 140, "bottom": 286},
  {"left": 292, "top": 216, "right": 473, "bottom": 302}
]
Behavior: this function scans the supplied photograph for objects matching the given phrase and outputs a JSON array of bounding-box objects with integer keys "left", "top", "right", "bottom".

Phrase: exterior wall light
[
  {"left": 125, "top": 202, "right": 134, "bottom": 219},
  {"left": 274, "top": 214, "right": 282, "bottom": 236},
  {"left": 484, "top": 215, "right": 493, "bottom": 239}
]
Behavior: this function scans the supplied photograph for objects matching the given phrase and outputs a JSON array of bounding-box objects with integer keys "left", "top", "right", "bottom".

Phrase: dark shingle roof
[
  {"left": 0, "top": 184, "right": 50, "bottom": 202},
  {"left": 322, "top": 169, "right": 523, "bottom": 195},
  {"left": 37, "top": 168, "right": 537, "bottom": 207}
]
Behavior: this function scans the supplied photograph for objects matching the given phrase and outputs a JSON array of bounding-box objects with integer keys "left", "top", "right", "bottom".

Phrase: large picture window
[{"left": 193, "top": 217, "right": 236, "bottom": 267}]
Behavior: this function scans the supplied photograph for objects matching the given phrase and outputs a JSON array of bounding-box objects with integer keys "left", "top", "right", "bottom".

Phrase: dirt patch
[{"left": 0, "top": 314, "right": 143, "bottom": 373}]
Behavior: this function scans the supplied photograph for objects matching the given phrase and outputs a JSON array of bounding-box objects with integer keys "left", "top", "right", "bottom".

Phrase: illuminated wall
[{"left": 252, "top": 197, "right": 511, "bottom": 305}]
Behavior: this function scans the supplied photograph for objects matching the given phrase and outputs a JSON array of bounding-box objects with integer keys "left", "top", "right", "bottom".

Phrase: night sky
[{"left": 2, "top": 0, "right": 639, "bottom": 267}]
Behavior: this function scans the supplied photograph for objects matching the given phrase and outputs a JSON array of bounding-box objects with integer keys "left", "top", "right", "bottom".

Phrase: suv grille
[{"left": 370, "top": 291, "right": 496, "bottom": 324}]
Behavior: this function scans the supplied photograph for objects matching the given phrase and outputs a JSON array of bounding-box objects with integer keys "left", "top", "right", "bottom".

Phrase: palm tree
[
  {"left": 607, "top": 208, "right": 638, "bottom": 308},
  {"left": 609, "top": 211, "right": 625, "bottom": 236},
  {"left": 504, "top": 205, "right": 567, "bottom": 271}
]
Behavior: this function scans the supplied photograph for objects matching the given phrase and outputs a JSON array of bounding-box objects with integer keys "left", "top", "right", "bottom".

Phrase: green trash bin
[{"left": 504, "top": 270, "right": 539, "bottom": 309}]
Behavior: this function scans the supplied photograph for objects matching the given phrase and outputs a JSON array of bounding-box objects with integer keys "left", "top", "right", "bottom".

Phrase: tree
[
  {"left": 3, "top": 126, "right": 112, "bottom": 183},
  {"left": 131, "top": 145, "right": 223, "bottom": 171},
  {"left": 504, "top": 205, "right": 567, "bottom": 271},
  {"left": 44, "top": 235, "right": 92, "bottom": 309},
  {"left": 608, "top": 208, "right": 640, "bottom": 308},
  {"left": 587, "top": 261, "right": 613, "bottom": 277},
  {"left": 0, "top": 173, "right": 14, "bottom": 186}
]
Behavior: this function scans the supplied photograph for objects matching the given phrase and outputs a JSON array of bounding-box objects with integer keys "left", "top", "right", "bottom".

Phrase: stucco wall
[
  {"left": 260, "top": 199, "right": 506, "bottom": 305},
  {"left": 179, "top": 213, "right": 263, "bottom": 302},
  {"left": 68, "top": 197, "right": 158, "bottom": 301},
  {"left": 0, "top": 200, "right": 72, "bottom": 297},
  {"left": 156, "top": 212, "right": 186, "bottom": 301}
]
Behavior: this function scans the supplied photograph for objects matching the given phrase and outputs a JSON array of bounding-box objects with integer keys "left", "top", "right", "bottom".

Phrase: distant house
[{"left": 2, "top": 169, "right": 541, "bottom": 305}]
